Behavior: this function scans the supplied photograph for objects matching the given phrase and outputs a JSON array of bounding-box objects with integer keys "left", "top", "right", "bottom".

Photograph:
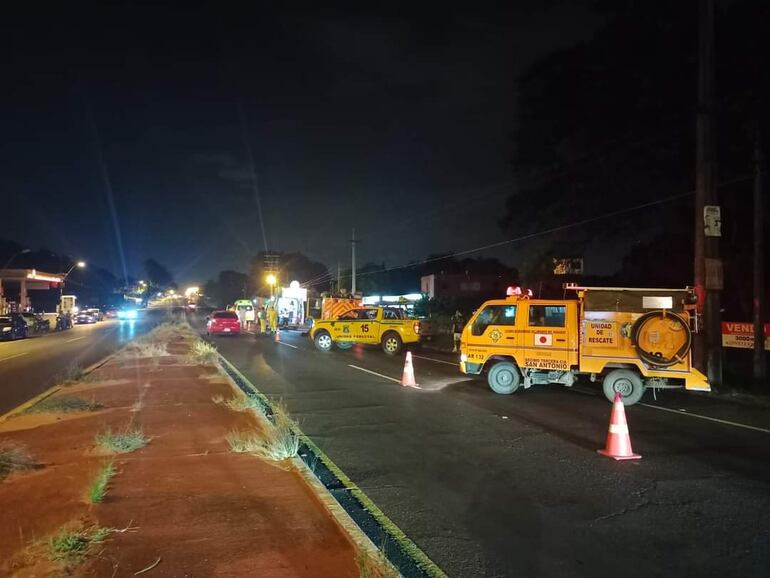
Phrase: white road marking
[
  {"left": 639, "top": 402, "right": 770, "bottom": 434},
  {"left": 410, "top": 354, "right": 457, "bottom": 366},
  {"left": 348, "top": 364, "right": 402, "bottom": 384},
  {"left": 0, "top": 352, "right": 29, "bottom": 363},
  {"left": 65, "top": 336, "right": 87, "bottom": 343},
  {"left": 278, "top": 341, "right": 299, "bottom": 349}
]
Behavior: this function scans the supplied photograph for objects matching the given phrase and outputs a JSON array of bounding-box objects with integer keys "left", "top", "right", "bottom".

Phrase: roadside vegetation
[
  {"left": 58, "top": 362, "right": 84, "bottom": 385},
  {"left": 0, "top": 441, "right": 39, "bottom": 481},
  {"left": 95, "top": 428, "right": 148, "bottom": 454},
  {"left": 190, "top": 339, "right": 218, "bottom": 365},
  {"left": 87, "top": 460, "right": 116, "bottom": 503},
  {"left": 358, "top": 546, "right": 400, "bottom": 578},
  {"left": 212, "top": 393, "right": 263, "bottom": 413},
  {"left": 48, "top": 526, "right": 111, "bottom": 566},
  {"left": 226, "top": 402, "right": 299, "bottom": 461},
  {"left": 27, "top": 395, "right": 102, "bottom": 414}
]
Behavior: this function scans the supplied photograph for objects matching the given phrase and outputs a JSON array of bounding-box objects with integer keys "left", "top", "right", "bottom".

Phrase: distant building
[{"left": 420, "top": 273, "right": 513, "bottom": 299}]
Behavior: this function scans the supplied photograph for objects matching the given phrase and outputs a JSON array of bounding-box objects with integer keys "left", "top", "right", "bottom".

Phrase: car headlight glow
[{"left": 2, "top": 327, "right": 11, "bottom": 332}]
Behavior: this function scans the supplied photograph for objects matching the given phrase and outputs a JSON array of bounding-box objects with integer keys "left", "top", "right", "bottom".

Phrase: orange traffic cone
[
  {"left": 401, "top": 352, "right": 419, "bottom": 388},
  {"left": 274, "top": 329, "right": 280, "bottom": 342},
  {"left": 598, "top": 393, "right": 641, "bottom": 460}
]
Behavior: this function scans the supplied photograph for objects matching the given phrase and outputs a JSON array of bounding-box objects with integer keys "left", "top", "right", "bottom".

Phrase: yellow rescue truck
[
  {"left": 310, "top": 306, "right": 421, "bottom": 355},
  {"left": 459, "top": 285, "right": 710, "bottom": 405}
]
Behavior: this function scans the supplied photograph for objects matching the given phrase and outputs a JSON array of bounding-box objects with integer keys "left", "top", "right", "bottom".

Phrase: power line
[{"left": 304, "top": 177, "right": 751, "bottom": 288}]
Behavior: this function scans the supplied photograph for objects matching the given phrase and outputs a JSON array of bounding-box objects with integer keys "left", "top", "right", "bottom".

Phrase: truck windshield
[{"left": 472, "top": 304, "right": 517, "bottom": 335}]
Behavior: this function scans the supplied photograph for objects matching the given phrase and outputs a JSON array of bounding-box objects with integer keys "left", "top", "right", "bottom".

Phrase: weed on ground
[
  {"left": 213, "top": 393, "right": 264, "bottom": 413},
  {"left": 26, "top": 395, "right": 102, "bottom": 414},
  {"left": 95, "top": 428, "right": 148, "bottom": 454},
  {"left": 58, "top": 363, "right": 84, "bottom": 385},
  {"left": 0, "top": 442, "right": 39, "bottom": 481},
  {"left": 226, "top": 403, "right": 299, "bottom": 461},
  {"left": 357, "top": 547, "right": 400, "bottom": 578},
  {"left": 49, "top": 526, "right": 111, "bottom": 566},
  {"left": 190, "top": 339, "right": 218, "bottom": 365},
  {"left": 88, "top": 460, "right": 116, "bottom": 503}
]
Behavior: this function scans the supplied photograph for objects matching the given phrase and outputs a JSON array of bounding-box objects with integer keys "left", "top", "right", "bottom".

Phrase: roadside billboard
[{"left": 721, "top": 322, "right": 770, "bottom": 350}]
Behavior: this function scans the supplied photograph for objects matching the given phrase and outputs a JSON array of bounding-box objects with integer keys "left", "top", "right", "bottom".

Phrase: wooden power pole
[
  {"left": 754, "top": 127, "right": 766, "bottom": 383},
  {"left": 694, "top": 0, "right": 723, "bottom": 386}
]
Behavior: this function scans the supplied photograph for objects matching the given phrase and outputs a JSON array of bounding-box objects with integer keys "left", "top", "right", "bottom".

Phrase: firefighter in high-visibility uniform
[
  {"left": 267, "top": 305, "right": 278, "bottom": 333},
  {"left": 258, "top": 308, "right": 267, "bottom": 334}
]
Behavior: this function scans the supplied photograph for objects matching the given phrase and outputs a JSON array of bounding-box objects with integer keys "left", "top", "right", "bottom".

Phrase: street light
[
  {"left": 266, "top": 273, "right": 277, "bottom": 298},
  {"left": 60, "top": 261, "right": 86, "bottom": 307}
]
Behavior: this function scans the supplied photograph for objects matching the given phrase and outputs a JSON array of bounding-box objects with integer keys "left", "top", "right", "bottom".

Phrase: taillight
[{"left": 413, "top": 321, "right": 420, "bottom": 334}]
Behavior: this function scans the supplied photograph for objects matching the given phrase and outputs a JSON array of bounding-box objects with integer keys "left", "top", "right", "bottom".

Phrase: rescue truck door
[
  {"left": 522, "top": 303, "right": 576, "bottom": 372},
  {"left": 467, "top": 302, "right": 520, "bottom": 361}
]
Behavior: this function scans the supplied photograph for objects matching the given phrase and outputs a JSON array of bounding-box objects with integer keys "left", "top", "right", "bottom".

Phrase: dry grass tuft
[
  {"left": 189, "top": 339, "right": 218, "bottom": 365},
  {"left": 27, "top": 395, "right": 102, "bottom": 414},
  {"left": 357, "top": 547, "right": 401, "bottom": 578},
  {"left": 0, "top": 441, "right": 39, "bottom": 481},
  {"left": 48, "top": 526, "right": 111, "bottom": 566},
  {"left": 226, "top": 404, "right": 299, "bottom": 461},
  {"left": 95, "top": 428, "right": 148, "bottom": 454}
]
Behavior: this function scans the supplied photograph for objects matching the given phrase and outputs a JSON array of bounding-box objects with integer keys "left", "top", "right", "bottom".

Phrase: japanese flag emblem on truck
[{"left": 534, "top": 333, "right": 552, "bottom": 346}]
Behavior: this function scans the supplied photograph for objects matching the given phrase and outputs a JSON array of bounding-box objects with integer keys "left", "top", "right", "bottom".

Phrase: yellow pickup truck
[{"left": 310, "top": 307, "right": 421, "bottom": 355}]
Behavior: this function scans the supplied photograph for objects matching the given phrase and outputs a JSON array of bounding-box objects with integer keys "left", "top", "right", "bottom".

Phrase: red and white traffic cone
[
  {"left": 274, "top": 328, "right": 280, "bottom": 342},
  {"left": 401, "top": 351, "right": 419, "bottom": 388},
  {"left": 598, "top": 393, "right": 641, "bottom": 460}
]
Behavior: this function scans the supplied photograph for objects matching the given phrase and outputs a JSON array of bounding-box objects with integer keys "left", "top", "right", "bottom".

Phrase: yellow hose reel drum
[{"left": 631, "top": 310, "right": 692, "bottom": 367}]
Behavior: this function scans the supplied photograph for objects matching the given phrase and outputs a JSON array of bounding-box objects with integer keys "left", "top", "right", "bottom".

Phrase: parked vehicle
[
  {"left": 104, "top": 308, "right": 118, "bottom": 319},
  {"left": 206, "top": 311, "right": 241, "bottom": 336},
  {"left": 84, "top": 308, "right": 104, "bottom": 321},
  {"left": 0, "top": 313, "right": 28, "bottom": 340},
  {"left": 21, "top": 312, "right": 51, "bottom": 333},
  {"left": 309, "top": 306, "right": 421, "bottom": 355},
  {"left": 459, "top": 284, "right": 710, "bottom": 405},
  {"left": 74, "top": 310, "right": 98, "bottom": 324}
]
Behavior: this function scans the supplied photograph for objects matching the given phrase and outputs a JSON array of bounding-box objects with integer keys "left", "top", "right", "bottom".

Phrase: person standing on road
[
  {"left": 451, "top": 311, "right": 464, "bottom": 353},
  {"left": 267, "top": 305, "right": 278, "bottom": 333}
]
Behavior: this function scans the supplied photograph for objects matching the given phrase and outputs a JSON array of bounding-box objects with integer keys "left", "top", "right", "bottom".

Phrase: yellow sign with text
[{"left": 586, "top": 321, "right": 617, "bottom": 347}]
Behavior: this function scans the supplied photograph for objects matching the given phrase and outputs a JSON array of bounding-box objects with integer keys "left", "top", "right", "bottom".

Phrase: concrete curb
[{"left": 216, "top": 352, "right": 448, "bottom": 578}]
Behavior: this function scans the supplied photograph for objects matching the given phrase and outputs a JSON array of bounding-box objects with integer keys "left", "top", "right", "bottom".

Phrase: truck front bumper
[{"left": 460, "top": 361, "right": 483, "bottom": 375}]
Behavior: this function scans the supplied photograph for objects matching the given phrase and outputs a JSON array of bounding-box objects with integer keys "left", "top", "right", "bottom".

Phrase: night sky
[{"left": 2, "top": 3, "right": 598, "bottom": 285}]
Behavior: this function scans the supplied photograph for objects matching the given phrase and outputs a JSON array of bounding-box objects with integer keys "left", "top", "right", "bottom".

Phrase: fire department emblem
[{"left": 488, "top": 328, "right": 503, "bottom": 343}]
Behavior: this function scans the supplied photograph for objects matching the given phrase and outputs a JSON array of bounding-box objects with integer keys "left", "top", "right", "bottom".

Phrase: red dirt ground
[{"left": 0, "top": 335, "right": 358, "bottom": 577}]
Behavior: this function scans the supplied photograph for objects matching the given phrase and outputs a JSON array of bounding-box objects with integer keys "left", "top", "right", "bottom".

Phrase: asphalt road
[
  {"left": 196, "top": 316, "right": 770, "bottom": 578},
  {"left": 0, "top": 311, "right": 160, "bottom": 415}
]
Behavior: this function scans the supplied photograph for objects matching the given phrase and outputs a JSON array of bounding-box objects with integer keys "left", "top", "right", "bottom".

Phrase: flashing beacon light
[
  {"left": 506, "top": 285, "right": 522, "bottom": 296},
  {"left": 525, "top": 288, "right": 534, "bottom": 297}
]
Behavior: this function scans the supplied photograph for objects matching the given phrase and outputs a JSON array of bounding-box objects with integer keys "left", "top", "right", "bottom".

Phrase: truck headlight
[
  {"left": 2, "top": 327, "right": 11, "bottom": 332},
  {"left": 460, "top": 353, "right": 468, "bottom": 362}
]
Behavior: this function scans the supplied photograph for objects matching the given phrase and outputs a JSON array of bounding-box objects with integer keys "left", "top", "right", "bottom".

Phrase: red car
[{"left": 206, "top": 310, "right": 241, "bottom": 336}]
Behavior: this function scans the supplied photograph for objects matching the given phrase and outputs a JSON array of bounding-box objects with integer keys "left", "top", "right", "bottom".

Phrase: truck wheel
[
  {"left": 602, "top": 369, "right": 646, "bottom": 405},
  {"left": 381, "top": 332, "right": 402, "bottom": 355},
  {"left": 336, "top": 341, "right": 353, "bottom": 350},
  {"left": 314, "top": 331, "right": 333, "bottom": 352},
  {"left": 487, "top": 362, "right": 521, "bottom": 395}
]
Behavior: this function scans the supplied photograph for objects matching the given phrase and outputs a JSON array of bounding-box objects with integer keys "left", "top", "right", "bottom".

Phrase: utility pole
[
  {"left": 694, "top": 0, "right": 722, "bottom": 386},
  {"left": 351, "top": 228, "right": 358, "bottom": 295},
  {"left": 754, "top": 127, "right": 766, "bottom": 383},
  {"left": 336, "top": 262, "right": 341, "bottom": 294}
]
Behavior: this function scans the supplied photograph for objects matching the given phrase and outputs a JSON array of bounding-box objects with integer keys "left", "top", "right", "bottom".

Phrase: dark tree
[{"left": 143, "top": 259, "right": 175, "bottom": 289}]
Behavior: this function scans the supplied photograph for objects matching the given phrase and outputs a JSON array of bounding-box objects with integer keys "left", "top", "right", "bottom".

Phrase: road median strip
[
  {"left": 1, "top": 320, "right": 382, "bottom": 577},
  {"left": 218, "top": 353, "right": 447, "bottom": 578}
]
